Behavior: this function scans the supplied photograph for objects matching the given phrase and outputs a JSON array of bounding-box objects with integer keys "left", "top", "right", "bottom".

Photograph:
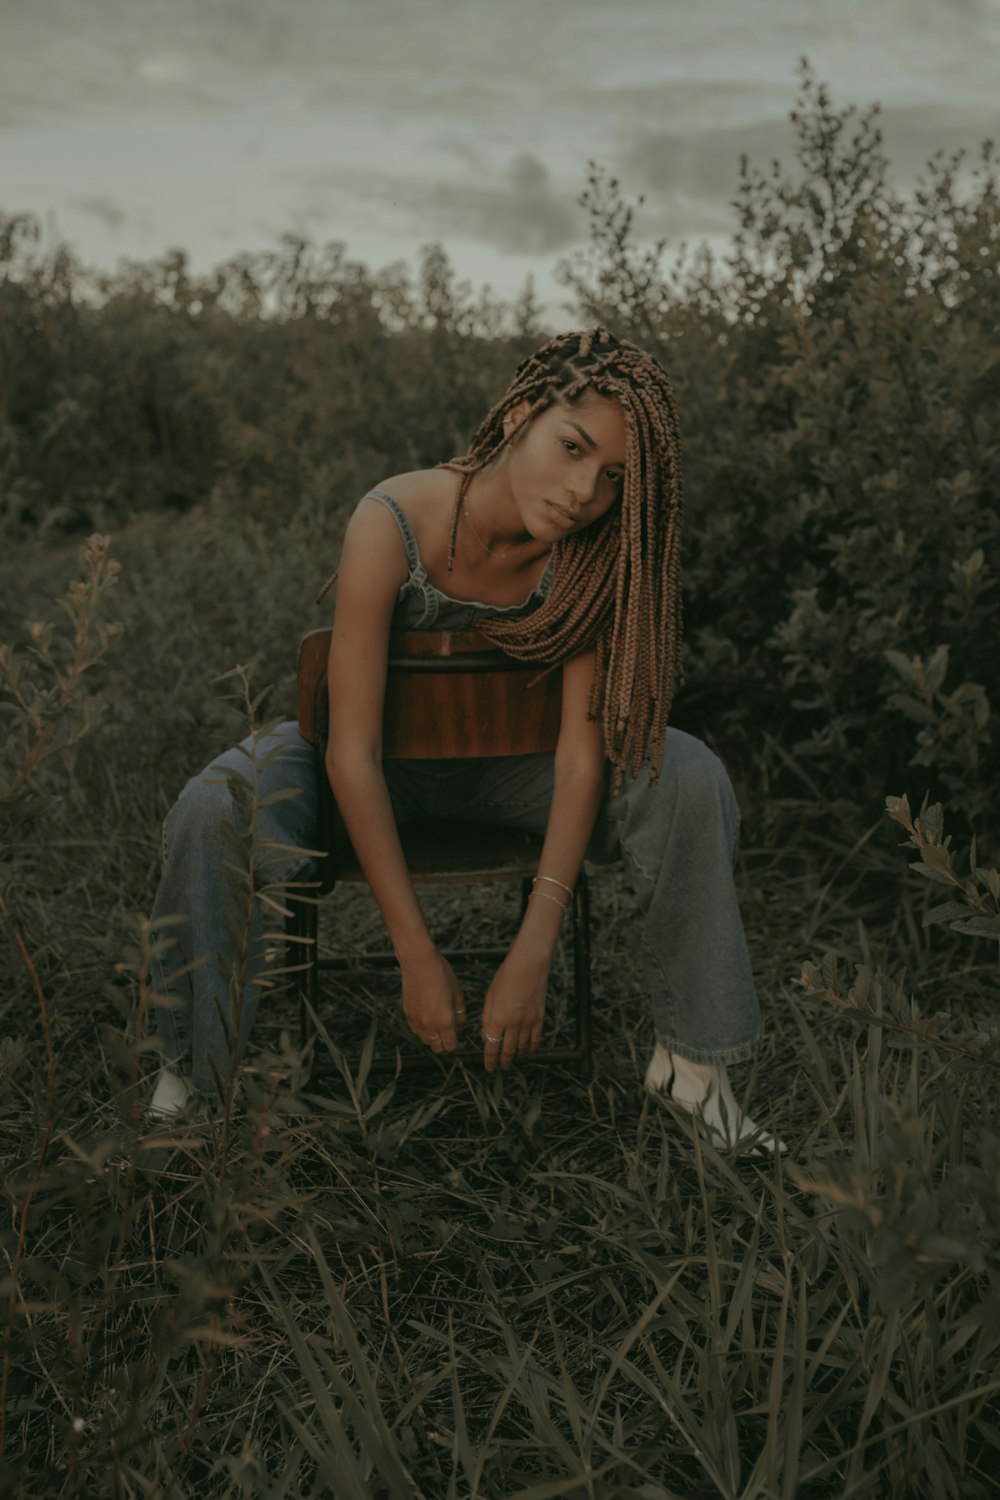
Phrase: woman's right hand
[{"left": 400, "top": 950, "right": 466, "bottom": 1054}]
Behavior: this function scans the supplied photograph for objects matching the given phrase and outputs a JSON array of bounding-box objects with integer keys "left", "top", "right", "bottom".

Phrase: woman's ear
[{"left": 503, "top": 399, "right": 533, "bottom": 440}]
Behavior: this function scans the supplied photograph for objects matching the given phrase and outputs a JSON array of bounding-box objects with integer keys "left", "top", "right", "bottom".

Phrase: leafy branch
[
  {"left": 0, "top": 532, "right": 122, "bottom": 813},
  {"left": 798, "top": 954, "right": 997, "bottom": 1066},
  {"left": 885, "top": 792, "right": 1000, "bottom": 940}
]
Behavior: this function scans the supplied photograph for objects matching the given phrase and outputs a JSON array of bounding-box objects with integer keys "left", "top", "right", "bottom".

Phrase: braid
[{"left": 442, "top": 328, "right": 684, "bottom": 785}]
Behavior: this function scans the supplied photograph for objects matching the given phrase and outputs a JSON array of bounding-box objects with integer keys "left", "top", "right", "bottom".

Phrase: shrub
[{"left": 559, "top": 63, "right": 999, "bottom": 837}]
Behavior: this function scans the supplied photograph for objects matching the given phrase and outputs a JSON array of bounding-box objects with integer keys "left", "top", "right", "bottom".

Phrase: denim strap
[{"left": 365, "top": 489, "right": 421, "bottom": 573}]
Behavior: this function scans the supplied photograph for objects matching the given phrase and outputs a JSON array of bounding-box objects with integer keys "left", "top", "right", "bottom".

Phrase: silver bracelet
[
  {"left": 533, "top": 874, "right": 574, "bottom": 899},
  {"left": 528, "top": 889, "right": 569, "bottom": 914}
]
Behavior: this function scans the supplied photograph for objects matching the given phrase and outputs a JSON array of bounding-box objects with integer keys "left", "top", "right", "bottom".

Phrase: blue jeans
[{"left": 151, "top": 721, "right": 761, "bottom": 1103}]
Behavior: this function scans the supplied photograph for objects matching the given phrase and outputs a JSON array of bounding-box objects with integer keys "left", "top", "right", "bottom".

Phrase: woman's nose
[{"left": 568, "top": 467, "right": 599, "bottom": 509}]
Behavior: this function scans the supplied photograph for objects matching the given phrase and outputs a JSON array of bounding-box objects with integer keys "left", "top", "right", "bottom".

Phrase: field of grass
[{"left": 1, "top": 518, "right": 998, "bottom": 1499}]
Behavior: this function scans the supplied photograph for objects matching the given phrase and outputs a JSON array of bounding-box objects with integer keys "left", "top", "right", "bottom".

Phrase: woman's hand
[
  {"left": 481, "top": 946, "right": 550, "bottom": 1071},
  {"left": 400, "top": 949, "right": 466, "bottom": 1054}
]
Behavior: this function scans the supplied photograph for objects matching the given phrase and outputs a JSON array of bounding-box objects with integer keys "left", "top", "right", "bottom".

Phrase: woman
[{"left": 149, "top": 328, "right": 775, "bottom": 1149}]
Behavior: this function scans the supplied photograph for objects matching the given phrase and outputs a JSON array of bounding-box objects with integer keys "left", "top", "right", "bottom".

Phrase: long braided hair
[{"left": 443, "top": 327, "right": 684, "bottom": 784}]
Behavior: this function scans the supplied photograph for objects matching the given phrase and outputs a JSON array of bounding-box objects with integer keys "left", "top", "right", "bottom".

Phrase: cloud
[
  {"left": 3, "top": 1, "right": 997, "bottom": 142},
  {"left": 135, "top": 52, "right": 195, "bottom": 86},
  {"left": 0, "top": 0, "right": 569, "bottom": 127},
  {"left": 418, "top": 155, "right": 579, "bottom": 255},
  {"left": 876, "top": 102, "right": 999, "bottom": 178},
  {"left": 621, "top": 118, "right": 797, "bottom": 237},
  {"left": 72, "top": 194, "right": 128, "bottom": 231},
  {"left": 293, "top": 152, "right": 581, "bottom": 257}
]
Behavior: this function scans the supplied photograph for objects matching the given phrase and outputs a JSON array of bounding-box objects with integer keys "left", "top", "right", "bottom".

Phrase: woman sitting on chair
[{"left": 149, "top": 327, "right": 777, "bottom": 1150}]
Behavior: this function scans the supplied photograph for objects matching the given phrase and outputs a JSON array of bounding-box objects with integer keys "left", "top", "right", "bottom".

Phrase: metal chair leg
[{"left": 572, "top": 872, "right": 592, "bottom": 1080}]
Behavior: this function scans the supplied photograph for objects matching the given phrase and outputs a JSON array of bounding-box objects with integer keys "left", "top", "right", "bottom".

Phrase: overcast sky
[{"left": 1, "top": 0, "right": 997, "bottom": 316}]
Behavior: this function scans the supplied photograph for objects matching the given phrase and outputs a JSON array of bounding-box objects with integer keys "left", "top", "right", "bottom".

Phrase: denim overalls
[{"left": 152, "top": 490, "right": 761, "bottom": 1102}]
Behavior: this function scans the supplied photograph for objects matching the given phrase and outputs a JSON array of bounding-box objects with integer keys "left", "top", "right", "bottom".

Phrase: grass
[{"left": 2, "top": 526, "right": 998, "bottom": 1498}]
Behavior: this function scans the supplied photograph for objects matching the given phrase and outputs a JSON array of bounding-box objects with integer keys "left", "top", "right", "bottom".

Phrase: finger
[
  {"left": 433, "top": 1023, "right": 460, "bottom": 1053},
  {"left": 482, "top": 1028, "right": 503, "bottom": 1072},
  {"left": 440, "top": 1023, "right": 459, "bottom": 1053},
  {"left": 501, "top": 1033, "right": 519, "bottom": 1070},
  {"left": 528, "top": 1020, "right": 544, "bottom": 1056}
]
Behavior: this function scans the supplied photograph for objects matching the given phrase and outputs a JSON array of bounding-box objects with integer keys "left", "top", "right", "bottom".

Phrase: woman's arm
[
  {"left": 325, "top": 500, "right": 466, "bottom": 1052},
  {"left": 481, "top": 648, "right": 607, "bottom": 1071}
]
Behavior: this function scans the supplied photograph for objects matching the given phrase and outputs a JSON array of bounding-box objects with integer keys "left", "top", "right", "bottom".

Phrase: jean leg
[
  {"left": 150, "top": 720, "right": 323, "bottom": 1103},
  {"left": 603, "top": 731, "right": 761, "bottom": 1064}
]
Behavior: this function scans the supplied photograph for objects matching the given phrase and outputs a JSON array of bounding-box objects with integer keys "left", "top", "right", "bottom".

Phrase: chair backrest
[{"left": 297, "top": 628, "right": 563, "bottom": 759}]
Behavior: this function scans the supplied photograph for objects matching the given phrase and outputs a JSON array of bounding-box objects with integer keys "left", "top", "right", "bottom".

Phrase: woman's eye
[
  {"left": 562, "top": 439, "right": 580, "bottom": 454},
  {"left": 606, "top": 470, "right": 624, "bottom": 484}
]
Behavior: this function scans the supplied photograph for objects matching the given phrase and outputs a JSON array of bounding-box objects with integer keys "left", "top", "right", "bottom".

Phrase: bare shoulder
[
  {"left": 345, "top": 467, "right": 439, "bottom": 539},
  {"left": 339, "top": 469, "right": 449, "bottom": 578},
  {"left": 370, "top": 467, "right": 457, "bottom": 511},
  {"left": 341, "top": 469, "right": 459, "bottom": 593}
]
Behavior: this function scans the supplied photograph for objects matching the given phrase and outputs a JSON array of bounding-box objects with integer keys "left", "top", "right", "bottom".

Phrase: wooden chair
[{"left": 288, "top": 627, "right": 593, "bottom": 1077}]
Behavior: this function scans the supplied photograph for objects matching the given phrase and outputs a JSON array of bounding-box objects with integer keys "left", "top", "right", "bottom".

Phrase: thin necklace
[{"left": 463, "top": 500, "right": 514, "bottom": 559}]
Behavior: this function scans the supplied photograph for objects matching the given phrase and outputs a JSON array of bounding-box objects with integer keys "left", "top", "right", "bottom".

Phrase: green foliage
[
  {"left": 3, "top": 60, "right": 996, "bottom": 828},
  {"left": 0, "top": 222, "right": 542, "bottom": 536},
  {"left": 560, "top": 62, "right": 999, "bottom": 834},
  {"left": 886, "top": 792, "right": 1000, "bottom": 940},
  {"left": 1, "top": 533, "right": 122, "bottom": 1003},
  {"left": 0, "top": 533, "right": 121, "bottom": 816}
]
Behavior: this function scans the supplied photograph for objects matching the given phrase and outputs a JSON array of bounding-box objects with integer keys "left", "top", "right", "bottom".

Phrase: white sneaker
[
  {"left": 644, "top": 1044, "right": 786, "bottom": 1154},
  {"left": 148, "top": 1070, "right": 194, "bottom": 1120}
]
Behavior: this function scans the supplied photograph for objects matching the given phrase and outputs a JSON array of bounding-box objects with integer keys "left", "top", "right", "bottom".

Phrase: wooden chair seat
[{"left": 288, "top": 628, "right": 593, "bottom": 1078}]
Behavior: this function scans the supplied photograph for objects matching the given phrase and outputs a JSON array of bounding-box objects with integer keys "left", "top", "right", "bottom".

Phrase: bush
[
  {"left": 559, "top": 63, "right": 999, "bottom": 838},
  {"left": 0, "top": 226, "right": 542, "bottom": 538}
]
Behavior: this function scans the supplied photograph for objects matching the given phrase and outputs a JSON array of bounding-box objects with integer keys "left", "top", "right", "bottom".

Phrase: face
[{"left": 501, "top": 391, "right": 627, "bottom": 541}]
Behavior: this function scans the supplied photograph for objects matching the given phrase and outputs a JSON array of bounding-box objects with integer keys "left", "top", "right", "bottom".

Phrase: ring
[{"left": 483, "top": 1032, "right": 502, "bottom": 1045}]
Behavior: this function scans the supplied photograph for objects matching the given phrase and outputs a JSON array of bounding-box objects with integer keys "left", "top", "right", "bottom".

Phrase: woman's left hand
[{"left": 481, "top": 948, "right": 550, "bottom": 1071}]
